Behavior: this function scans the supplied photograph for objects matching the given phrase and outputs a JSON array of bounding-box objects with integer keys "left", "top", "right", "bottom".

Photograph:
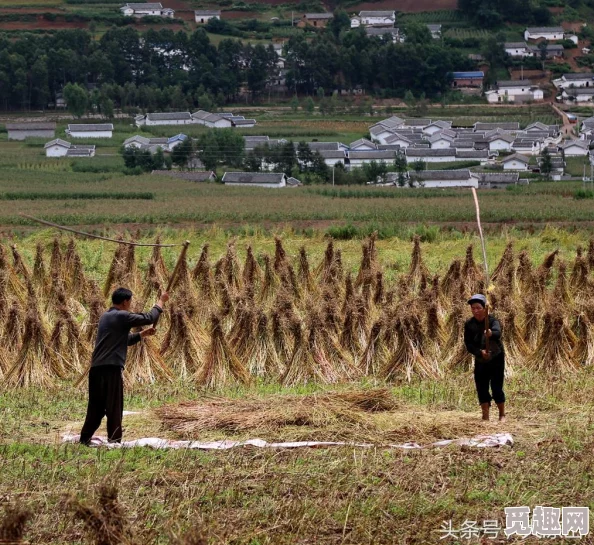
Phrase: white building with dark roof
[
  {"left": 140, "top": 112, "right": 193, "bottom": 126},
  {"left": 195, "top": 10, "right": 220, "bottom": 23},
  {"left": 6, "top": 122, "right": 56, "bottom": 141},
  {"left": 524, "top": 27, "right": 564, "bottom": 41},
  {"left": 485, "top": 80, "right": 544, "bottom": 103},
  {"left": 120, "top": 3, "right": 174, "bottom": 18},
  {"left": 554, "top": 73, "right": 594, "bottom": 89},
  {"left": 44, "top": 139, "right": 95, "bottom": 157},
  {"left": 65, "top": 124, "right": 113, "bottom": 138},
  {"left": 358, "top": 11, "right": 395, "bottom": 27},
  {"left": 222, "top": 172, "right": 288, "bottom": 188}
]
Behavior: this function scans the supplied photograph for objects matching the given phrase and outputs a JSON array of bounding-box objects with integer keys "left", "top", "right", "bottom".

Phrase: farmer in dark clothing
[
  {"left": 464, "top": 294, "right": 506, "bottom": 422},
  {"left": 79, "top": 287, "right": 169, "bottom": 445}
]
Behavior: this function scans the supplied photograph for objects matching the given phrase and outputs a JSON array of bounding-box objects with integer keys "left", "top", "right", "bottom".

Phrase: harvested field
[{"left": 0, "top": 18, "right": 86, "bottom": 30}]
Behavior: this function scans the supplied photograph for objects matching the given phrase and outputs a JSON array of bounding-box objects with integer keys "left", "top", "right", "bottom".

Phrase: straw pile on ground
[
  {"left": 156, "top": 388, "right": 398, "bottom": 438},
  {"left": 1, "top": 234, "right": 594, "bottom": 390}
]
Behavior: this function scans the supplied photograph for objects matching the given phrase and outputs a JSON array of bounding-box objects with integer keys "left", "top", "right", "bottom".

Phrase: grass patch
[{"left": 0, "top": 191, "right": 154, "bottom": 200}]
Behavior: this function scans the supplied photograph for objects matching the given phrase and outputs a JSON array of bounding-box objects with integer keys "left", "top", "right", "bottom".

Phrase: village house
[
  {"left": 123, "top": 134, "right": 187, "bottom": 152},
  {"left": 477, "top": 172, "right": 521, "bottom": 189},
  {"left": 554, "top": 73, "right": 594, "bottom": 89},
  {"left": 451, "top": 71, "right": 484, "bottom": 88},
  {"left": 222, "top": 172, "right": 288, "bottom": 188},
  {"left": 456, "top": 149, "right": 490, "bottom": 164},
  {"left": 194, "top": 10, "right": 220, "bottom": 23},
  {"left": 488, "top": 133, "right": 515, "bottom": 152},
  {"left": 512, "top": 138, "right": 541, "bottom": 155},
  {"left": 120, "top": 3, "right": 174, "bottom": 18},
  {"left": 192, "top": 111, "right": 233, "bottom": 128},
  {"left": 504, "top": 42, "right": 533, "bottom": 57},
  {"left": 65, "top": 124, "right": 113, "bottom": 138},
  {"left": 44, "top": 139, "right": 95, "bottom": 158},
  {"left": 347, "top": 150, "right": 396, "bottom": 169},
  {"left": 349, "top": 138, "right": 377, "bottom": 151},
  {"left": 405, "top": 148, "right": 457, "bottom": 163},
  {"left": 502, "top": 153, "right": 530, "bottom": 171},
  {"left": 528, "top": 44, "right": 564, "bottom": 58},
  {"left": 357, "top": 11, "right": 395, "bottom": 27},
  {"left": 422, "top": 120, "right": 452, "bottom": 136},
  {"left": 524, "top": 27, "right": 564, "bottom": 41},
  {"left": 297, "top": 13, "right": 333, "bottom": 28},
  {"left": 6, "top": 122, "right": 56, "bottom": 141},
  {"left": 386, "top": 170, "right": 477, "bottom": 188},
  {"left": 136, "top": 112, "right": 193, "bottom": 127},
  {"left": 428, "top": 132, "right": 455, "bottom": 149},
  {"left": 152, "top": 170, "right": 215, "bottom": 181},
  {"left": 474, "top": 122, "right": 520, "bottom": 132},
  {"left": 485, "top": 80, "right": 544, "bottom": 103},
  {"left": 562, "top": 139, "right": 590, "bottom": 156},
  {"left": 561, "top": 88, "right": 594, "bottom": 103},
  {"left": 318, "top": 150, "right": 347, "bottom": 168}
]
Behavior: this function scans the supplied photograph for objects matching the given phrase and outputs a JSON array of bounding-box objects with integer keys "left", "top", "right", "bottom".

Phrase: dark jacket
[
  {"left": 464, "top": 315, "right": 503, "bottom": 364},
  {"left": 91, "top": 305, "right": 162, "bottom": 369}
]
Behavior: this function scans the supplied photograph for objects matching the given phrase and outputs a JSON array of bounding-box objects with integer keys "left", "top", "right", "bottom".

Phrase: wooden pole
[{"left": 471, "top": 188, "right": 490, "bottom": 354}]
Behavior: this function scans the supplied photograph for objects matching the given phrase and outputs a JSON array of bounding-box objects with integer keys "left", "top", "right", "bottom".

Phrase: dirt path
[{"left": 551, "top": 103, "right": 577, "bottom": 138}]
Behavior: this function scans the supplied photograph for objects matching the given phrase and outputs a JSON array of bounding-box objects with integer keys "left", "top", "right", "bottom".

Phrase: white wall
[
  {"left": 564, "top": 146, "right": 588, "bottom": 156},
  {"left": 362, "top": 16, "right": 394, "bottom": 25},
  {"left": 430, "top": 139, "right": 452, "bottom": 149},
  {"left": 206, "top": 119, "right": 233, "bottom": 128},
  {"left": 46, "top": 145, "right": 69, "bottom": 157},
  {"left": 145, "top": 119, "right": 191, "bottom": 126},
  {"left": 489, "top": 139, "right": 512, "bottom": 151},
  {"left": 411, "top": 179, "right": 478, "bottom": 188},
  {"left": 224, "top": 181, "right": 286, "bottom": 188},
  {"left": 68, "top": 131, "right": 112, "bottom": 138},
  {"left": 405, "top": 155, "right": 456, "bottom": 163},
  {"left": 195, "top": 14, "right": 219, "bottom": 23},
  {"left": 503, "top": 160, "right": 529, "bottom": 170}
]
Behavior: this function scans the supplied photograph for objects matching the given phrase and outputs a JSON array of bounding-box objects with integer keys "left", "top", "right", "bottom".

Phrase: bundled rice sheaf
[
  {"left": 125, "top": 333, "right": 172, "bottom": 387},
  {"left": 195, "top": 314, "right": 251, "bottom": 389},
  {"left": 156, "top": 387, "right": 397, "bottom": 437},
  {"left": 4, "top": 311, "right": 64, "bottom": 388}
]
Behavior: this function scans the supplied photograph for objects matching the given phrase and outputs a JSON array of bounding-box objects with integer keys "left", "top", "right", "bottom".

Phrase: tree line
[{"left": 0, "top": 23, "right": 472, "bottom": 112}]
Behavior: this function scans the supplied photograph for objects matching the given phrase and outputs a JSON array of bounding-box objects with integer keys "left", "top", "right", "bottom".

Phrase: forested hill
[{"left": 458, "top": 0, "right": 594, "bottom": 27}]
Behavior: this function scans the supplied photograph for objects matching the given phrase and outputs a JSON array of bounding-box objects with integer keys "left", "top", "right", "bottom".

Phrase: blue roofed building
[{"left": 451, "top": 71, "right": 484, "bottom": 88}]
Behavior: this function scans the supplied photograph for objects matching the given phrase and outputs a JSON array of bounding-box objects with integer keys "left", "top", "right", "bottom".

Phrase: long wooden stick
[
  {"left": 471, "top": 188, "right": 490, "bottom": 354},
  {"left": 20, "top": 214, "right": 184, "bottom": 248},
  {"left": 74, "top": 240, "right": 190, "bottom": 388}
]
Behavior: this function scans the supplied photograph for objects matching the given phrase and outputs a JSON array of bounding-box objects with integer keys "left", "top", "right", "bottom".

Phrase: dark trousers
[
  {"left": 80, "top": 366, "right": 124, "bottom": 444},
  {"left": 474, "top": 353, "right": 505, "bottom": 405}
]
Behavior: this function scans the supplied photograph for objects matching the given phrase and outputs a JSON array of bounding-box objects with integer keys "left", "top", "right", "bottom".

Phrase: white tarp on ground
[{"left": 62, "top": 433, "right": 513, "bottom": 450}]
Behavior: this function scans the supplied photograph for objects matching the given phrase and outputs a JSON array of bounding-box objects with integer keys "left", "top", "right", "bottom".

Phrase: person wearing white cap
[{"left": 464, "top": 294, "right": 506, "bottom": 422}]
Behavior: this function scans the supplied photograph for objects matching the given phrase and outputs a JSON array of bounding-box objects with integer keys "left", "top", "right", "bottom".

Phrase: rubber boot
[
  {"left": 497, "top": 402, "right": 506, "bottom": 422},
  {"left": 481, "top": 402, "right": 490, "bottom": 421}
]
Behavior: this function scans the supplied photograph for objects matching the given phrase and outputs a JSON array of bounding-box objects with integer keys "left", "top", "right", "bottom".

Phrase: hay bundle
[
  {"left": 570, "top": 247, "right": 589, "bottom": 292},
  {"left": 406, "top": 235, "right": 429, "bottom": 293},
  {"left": 373, "top": 271, "right": 384, "bottom": 306},
  {"left": 222, "top": 240, "right": 242, "bottom": 293},
  {"left": 2, "top": 300, "right": 24, "bottom": 356},
  {"left": 156, "top": 388, "right": 397, "bottom": 437},
  {"left": 242, "top": 245, "right": 262, "bottom": 288},
  {"left": 536, "top": 249, "right": 558, "bottom": 285},
  {"left": 242, "top": 310, "right": 283, "bottom": 379},
  {"left": 103, "top": 239, "right": 127, "bottom": 297},
  {"left": 552, "top": 260, "right": 572, "bottom": 307},
  {"left": 358, "top": 319, "right": 387, "bottom": 376},
  {"left": 573, "top": 311, "right": 594, "bottom": 367},
  {"left": 461, "top": 245, "right": 482, "bottom": 294},
  {"left": 125, "top": 333, "right": 172, "bottom": 387},
  {"left": 259, "top": 255, "right": 277, "bottom": 303},
  {"left": 298, "top": 246, "right": 317, "bottom": 294},
  {"left": 83, "top": 294, "right": 105, "bottom": 345},
  {"left": 424, "top": 303, "right": 448, "bottom": 360},
  {"left": 228, "top": 300, "right": 256, "bottom": 364},
  {"left": 195, "top": 314, "right": 251, "bottom": 389},
  {"left": 10, "top": 245, "right": 31, "bottom": 284},
  {"left": 516, "top": 250, "right": 534, "bottom": 294},
  {"left": 33, "top": 242, "right": 49, "bottom": 295},
  {"left": 354, "top": 234, "right": 379, "bottom": 289},
  {"left": 282, "top": 315, "right": 349, "bottom": 386},
  {"left": 440, "top": 259, "right": 461, "bottom": 300},
  {"left": 382, "top": 310, "right": 442, "bottom": 382},
  {"left": 49, "top": 237, "right": 63, "bottom": 278},
  {"left": 151, "top": 236, "right": 170, "bottom": 285},
  {"left": 491, "top": 241, "right": 514, "bottom": 282},
  {"left": 278, "top": 262, "right": 301, "bottom": 301},
  {"left": 273, "top": 236, "right": 288, "bottom": 273},
  {"left": 0, "top": 246, "right": 25, "bottom": 303},
  {"left": 499, "top": 309, "right": 527, "bottom": 370},
  {"left": 49, "top": 308, "right": 91, "bottom": 375},
  {"left": 527, "top": 304, "right": 577, "bottom": 373},
  {"left": 160, "top": 308, "right": 206, "bottom": 379},
  {"left": 443, "top": 305, "right": 473, "bottom": 371},
  {"left": 522, "top": 299, "right": 541, "bottom": 349},
  {"left": 340, "top": 304, "right": 362, "bottom": 362},
  {"left": 4, "top": 312, "right": 64, "bottom": 388}
]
